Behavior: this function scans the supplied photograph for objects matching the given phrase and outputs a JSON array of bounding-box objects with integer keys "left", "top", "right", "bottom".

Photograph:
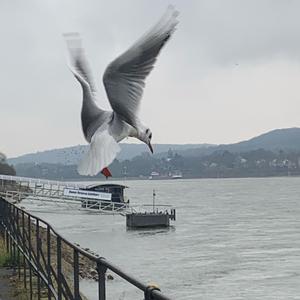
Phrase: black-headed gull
[{"left": 65, "top": 6, "right": 179, "bottom": 177}]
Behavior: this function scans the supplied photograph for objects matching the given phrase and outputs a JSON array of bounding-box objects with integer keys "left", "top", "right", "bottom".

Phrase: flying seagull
[{"left": 65, "top": 6, "right": 179, "bottom": 177}]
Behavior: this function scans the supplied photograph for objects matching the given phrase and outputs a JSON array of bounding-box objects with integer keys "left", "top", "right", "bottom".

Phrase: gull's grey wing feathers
[
  {"left": 103, "top": 5, "right": 179, "bottom": 128},
  {"left": 64, "top": 32, "right": 97, "bottom": 94},
  {"left": 64, "top": 33, "right": 111, "bottom": 142}
]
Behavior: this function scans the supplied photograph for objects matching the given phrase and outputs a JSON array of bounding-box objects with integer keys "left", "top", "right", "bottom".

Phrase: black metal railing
[{"left": 0, "top": 197, "right": 172, "bottom": 300}]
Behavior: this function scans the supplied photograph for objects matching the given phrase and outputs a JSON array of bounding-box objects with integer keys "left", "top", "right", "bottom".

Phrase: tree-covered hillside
[
  {"left": 10, "top": 127, "right": 300, "bottom": 180},
  {"left": 14, "top": 148, "right": 300, "bottom": 180},
  {"left": 0, "top": 151, "right": 16, "bottom": 175}
]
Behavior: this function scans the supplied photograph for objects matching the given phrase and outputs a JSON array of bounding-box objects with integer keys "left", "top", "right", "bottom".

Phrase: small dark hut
[{"left": 85, "top": 183, "right": 128, "bottom": 203}]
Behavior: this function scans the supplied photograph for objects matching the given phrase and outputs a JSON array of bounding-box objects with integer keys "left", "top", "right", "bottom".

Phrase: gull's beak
[{"left": 148, "top": 142, "right": 153, "bottom": 154}]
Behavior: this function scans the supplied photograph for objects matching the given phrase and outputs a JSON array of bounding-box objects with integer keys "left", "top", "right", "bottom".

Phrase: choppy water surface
[{"left": 22, "top": 177, "right": 300, "bottom": 300}]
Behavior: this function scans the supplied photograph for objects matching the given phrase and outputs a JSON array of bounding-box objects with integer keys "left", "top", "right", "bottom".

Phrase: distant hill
[
  {"left": 218, "top": 127, "right": 300, "bottom": 153},
  {"left": 171, "top": 128, "right": 300, "bottom": 158},
  {"left": 8, "top": 128, "right": 300, "bottom": 166},
  {"left": 8, "top": 143, "right": 213, "bottom": 166}
]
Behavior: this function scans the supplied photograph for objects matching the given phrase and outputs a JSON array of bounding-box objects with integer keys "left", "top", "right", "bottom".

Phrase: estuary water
[{"left": 22, "top": 177, "right": 300, "bottom": 300}]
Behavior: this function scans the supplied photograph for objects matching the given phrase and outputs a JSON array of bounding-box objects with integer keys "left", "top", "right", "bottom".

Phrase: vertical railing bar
[
  {"left": 59, "top": 274, "right": 75, "bottom": 299},
  {"left": 6, "top": 230, "right": 9, "bottom": 253},
  {"left": 28, "top": 216, "right": 33, "bottom": 300},
  {"left": 57, "top": 236, "right": 62, "bottom": 300},
  {"left": 37, "top": 240, "right": 49, "bottom": 277},
  {"left": 97, "top": 262, "right": 107, "bottom": 300},
  {"left": 36, "top": 219, "right": 41, "bottom": 300},
  {"left": 16, "top": 209, "right": 21, "bottom": 279},
  {"left": 6, "top": 204, "right": 10, "bottom": 253},
  {"left": 4, "top": 202, "right": 9, "bottom": 252},
  {"left": 17, "top": 244, "right": 21, "bottom": 279},
  {"left": 9, "top": 204, "right": 13, "bottom": 258},
  {"left": 22, "top": 211, "right": 27, "bottom": 289},
  {"left": 73, "top": 249, "right": 80, "bottom": 299},
  {"left": 12, "top": 206, "right": 16, "bottom": 265},
  {"left": 47, "top": 225, "right": 52, "bottom": 300}
]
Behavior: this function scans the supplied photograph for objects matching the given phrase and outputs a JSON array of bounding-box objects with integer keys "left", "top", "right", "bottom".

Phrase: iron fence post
[
  {"left": 73, "top": 249, "right": 80, "bottom": 299},
  {"left": 36, "top": 219, "right": 41, "bottom": 300},
  {"left": 6, "top": 230, "right": 9, "bottom": 253},
  {"left": 17, "top": 243, "right": 21, "bottom": 278},
  {"left": 8, "top": 204, "right": 12, "bottom": 257},
  {"left": 22, "top": 210, "right": 27, "bottom": 289},
  {"left": 47, "top": 225, "right": 52, "bottom": 300},
  {"left": 5, "top": 201, "right": 9, "bottom": 253},
  {"left": 57, "top": 236, "right": 62, "bottom": 300},
  {"left": 28, "top": 216, "right": 33, "bottom": 300},
  {"left": 97, "top": 261, "right": 107, "bottom": 300},
  {"left": 16, "top": 208, "right": 21, "bottom": 279},
  {"left": 12, "top": 206, "right": 16, "bottom": 265}
]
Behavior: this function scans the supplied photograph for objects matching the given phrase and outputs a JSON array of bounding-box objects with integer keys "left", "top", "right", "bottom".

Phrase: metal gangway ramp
[{"left": 0, "top": 174, "right": 129, "bottom": 214}]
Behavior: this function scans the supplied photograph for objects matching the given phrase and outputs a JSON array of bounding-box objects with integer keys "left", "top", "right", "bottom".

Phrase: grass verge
[{"left": 0, "top": 234, "right": 13, "bottom": 267}]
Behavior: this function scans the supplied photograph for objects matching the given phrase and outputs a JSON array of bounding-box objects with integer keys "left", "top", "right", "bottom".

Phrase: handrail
[
  {"left": 0, "top": 174, "right": 86, "bottom": 189},
  {"left": 0, "top": 196, "right": 172, "bottom": 300}
]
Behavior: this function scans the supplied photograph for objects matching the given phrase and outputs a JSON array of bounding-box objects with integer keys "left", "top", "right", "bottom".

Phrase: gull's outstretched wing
[
  {"left": 64, "top": 33, "right": 111, "bottom": 142},
  {"left": 64, "top": 32, "right": 97, "bottom": 94},
  {"left": 103, "top": 5, "right": 179, "bottom": 128}
]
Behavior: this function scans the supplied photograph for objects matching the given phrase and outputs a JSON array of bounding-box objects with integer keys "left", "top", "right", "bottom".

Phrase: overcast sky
[{"left": 1, "top": 0, "right": 300, "bottom": 157}]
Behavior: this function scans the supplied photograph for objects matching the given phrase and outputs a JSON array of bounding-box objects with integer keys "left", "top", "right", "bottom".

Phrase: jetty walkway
[{"left": 0, "top": 174, "right": 129, "bottom": 214}]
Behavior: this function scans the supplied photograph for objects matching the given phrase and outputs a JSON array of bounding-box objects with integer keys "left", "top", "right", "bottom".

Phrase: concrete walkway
[{"left": 0, "top": 268, "right": 14, "bottom": 300}]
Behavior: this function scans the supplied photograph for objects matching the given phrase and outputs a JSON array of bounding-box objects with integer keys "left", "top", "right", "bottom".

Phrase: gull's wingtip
[
  {"left": 63, "top": 32, "right": 83, "bottom": 51},
  {"left": 63, "top": 32, "right": 81, "bottom": 39},
  {"left": 166, "top": 4, "right": 180, "bottom": 18}
]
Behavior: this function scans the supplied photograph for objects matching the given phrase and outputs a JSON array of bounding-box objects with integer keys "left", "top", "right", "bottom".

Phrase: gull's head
[{"left": 141, "top": 128, "right": 153, "bottom": 154}]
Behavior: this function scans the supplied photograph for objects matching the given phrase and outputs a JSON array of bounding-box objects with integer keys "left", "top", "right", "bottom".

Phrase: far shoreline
[{"left": 59, "top": 174, "right": 300, "bottom": 183}]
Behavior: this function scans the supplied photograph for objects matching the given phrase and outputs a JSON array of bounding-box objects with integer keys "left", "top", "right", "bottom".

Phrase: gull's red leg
[{"left": 101, "top": 167, "right": 112, "bottom": 178}]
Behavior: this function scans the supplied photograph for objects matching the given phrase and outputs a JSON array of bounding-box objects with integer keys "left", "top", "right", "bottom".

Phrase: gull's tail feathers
[{"left": 77, "top": 129, "right": 120, "bottom": 176}]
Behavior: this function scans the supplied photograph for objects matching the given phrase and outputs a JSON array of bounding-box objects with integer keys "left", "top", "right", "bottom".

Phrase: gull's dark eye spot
[
  {"left": 146, "top": 129, "right": 149, "bottom": 134},
  {"left": 149, "top": 133, "right": 152, "bottom": 139}
]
